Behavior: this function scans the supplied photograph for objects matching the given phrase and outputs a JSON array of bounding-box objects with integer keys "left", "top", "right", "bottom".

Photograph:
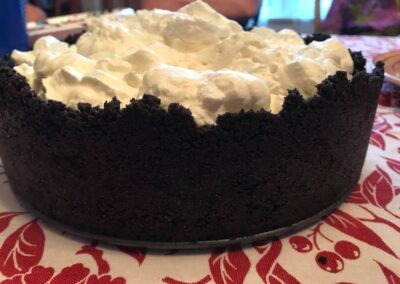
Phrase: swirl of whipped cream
[{"left": 12, "top": 0, "right": 353, "bottom": 125}]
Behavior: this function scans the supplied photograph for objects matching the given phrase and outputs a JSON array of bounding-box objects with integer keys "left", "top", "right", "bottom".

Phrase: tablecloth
[{"left": 0, "top": 35, "right": 399, "bottom": 284}]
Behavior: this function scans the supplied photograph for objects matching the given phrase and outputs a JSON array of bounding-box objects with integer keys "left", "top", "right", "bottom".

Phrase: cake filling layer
[{"left": 12, "top": 0, "right": 353, "bottom": 125}]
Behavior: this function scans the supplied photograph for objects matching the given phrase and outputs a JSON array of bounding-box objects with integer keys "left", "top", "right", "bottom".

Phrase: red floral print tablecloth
[{"left": 0, "top": 35, "right": 399, "bottom": 284}]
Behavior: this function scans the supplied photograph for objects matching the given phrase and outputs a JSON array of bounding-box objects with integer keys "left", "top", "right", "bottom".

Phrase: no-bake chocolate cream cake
[{"left": 0, "top": 1, "right": 384, "bottom": 244}]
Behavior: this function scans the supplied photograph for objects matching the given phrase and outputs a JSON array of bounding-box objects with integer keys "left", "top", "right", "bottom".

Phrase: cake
[{"left": 0, "top": 1, "right": 384, "bottom": 245}]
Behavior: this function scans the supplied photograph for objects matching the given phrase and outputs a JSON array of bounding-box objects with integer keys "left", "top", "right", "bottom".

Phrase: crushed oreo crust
[
  {"left": 0, "top": 50, "right": 384, "bottom": 242},
  {"left": 350, "top": 51, "right": 367, "bottom": 74},
  {"left": 0, "top": 55, "right": 14, "bottom": 68},
  {"left": 303, "top": 33, "right": 332, "bottom": 45},
  {"left": 64, "top": 31, "right": 85, "bottom": 46}
]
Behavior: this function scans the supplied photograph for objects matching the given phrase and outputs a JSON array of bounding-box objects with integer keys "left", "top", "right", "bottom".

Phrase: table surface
[{"left": 0, "top": 35, "right": 399, "bottom": 284}]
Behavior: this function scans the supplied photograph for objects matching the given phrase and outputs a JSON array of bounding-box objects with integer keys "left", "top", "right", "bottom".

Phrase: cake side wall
[{"left": 0, "top": 66, "right": 383, "bottom": 242}]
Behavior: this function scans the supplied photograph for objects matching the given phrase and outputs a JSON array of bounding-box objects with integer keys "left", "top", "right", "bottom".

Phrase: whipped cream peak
[
  {"left": 140, "top": 65, "right": 270, "bottom": 124},
  {"left": 12, "top": 0, "right": 353, "bottom": 125},
  {"left": 178, "top": 0, "right": 242, "bottom": 33}
]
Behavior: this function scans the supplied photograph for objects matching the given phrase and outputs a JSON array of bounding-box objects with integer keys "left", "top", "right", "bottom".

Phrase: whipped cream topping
[{"left": 12, "top": 0, "right": 353, "bottom": 125}]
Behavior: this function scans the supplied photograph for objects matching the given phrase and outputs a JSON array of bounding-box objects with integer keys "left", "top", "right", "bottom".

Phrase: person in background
[
  {"left": 322, "top": 0, "right": 400, "bottom": 35},
  {"left": 0, "top": 0, "right": 28, "bottom": 56},
  {"left": 141, "top": 0, "right": 261, "bottom": 29},
  {"left": 26, "top": 3, "right": 46, "bottom": 22}
]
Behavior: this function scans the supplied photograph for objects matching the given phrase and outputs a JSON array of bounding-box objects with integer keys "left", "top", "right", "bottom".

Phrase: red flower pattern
[
  {"left": 0, "top": 216, "right": 127, "bottom": 283},
  {"left": 163, "top": 275, "right": 212, "bottom": 284},
  {"left": 370, "top": 130, "right": 386, "bottom": 150},
  {"left": 254, "top": 240, "right": 300, "bottom": 283},
  {"left": 86, "top": 275, "right": 126, "bottom": 284},
  {"left": 209, "top": 245, "right": 251, "bottom": 284},
  {"left": 0, "top": 220, "right": 45, "bottom": 277},
  {"left": 376, "top": 261, "right": 400, "bottom": 284},
  {"left": 76, "top": 245, "right": 110, "bottom": 275},
  {"left": 24, "top": 266, "right": 54, "bottom": 284},
  {"left": 324, "top": 209, "right": 397, "bottom": 258},
  {"left": 347, "top": 165, "right": 400, "bottom": 219},
  {"left": 362, "top": 167, "right": 394, "bottom": 209},
  {"left": 385, "top": 157, "right": 400, "bottom": 175},
  {"left": 50, "top": 263, "right": 89, "bottom": 284},
  {"left": 162, "top": 245, "right": 251, "bottom": 284},
  {"left": 117, "top": 246, "right": 147, "bottom": 266},
  {"left": 0, "top": 213, "right": 24, "bottom": 234},
  {"left": 373, "top": 113, "right": 400, "bottom": 140}
]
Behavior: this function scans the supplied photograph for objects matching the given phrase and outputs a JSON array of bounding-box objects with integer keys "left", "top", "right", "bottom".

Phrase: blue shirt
[{"left": 0, "top": 0, "right": 28, "bottom": 56}]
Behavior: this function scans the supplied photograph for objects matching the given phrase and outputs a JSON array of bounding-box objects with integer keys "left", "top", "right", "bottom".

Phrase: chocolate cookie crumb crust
[{"left": 0, "top": 49, "right": 384, "bottom": 242}]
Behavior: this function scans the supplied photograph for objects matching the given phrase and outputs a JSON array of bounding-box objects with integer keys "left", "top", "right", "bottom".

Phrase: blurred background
[
  {"left": 23, "top": 0, "right": 400, "bottom": 34},
  {"left": 1, "top": 0, "right": 400, "bottom": 55},
  {"left": 24, "top": 0, "right": 334, "bottom": 33}
]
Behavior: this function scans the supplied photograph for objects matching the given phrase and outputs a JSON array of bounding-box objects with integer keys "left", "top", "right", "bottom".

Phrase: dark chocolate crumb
[
  {"left": 303, "top": 33, "right": 331, "bottom": 45},
  {"left": 0, "top": 51, "right": 384, "bottom": 242}
]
